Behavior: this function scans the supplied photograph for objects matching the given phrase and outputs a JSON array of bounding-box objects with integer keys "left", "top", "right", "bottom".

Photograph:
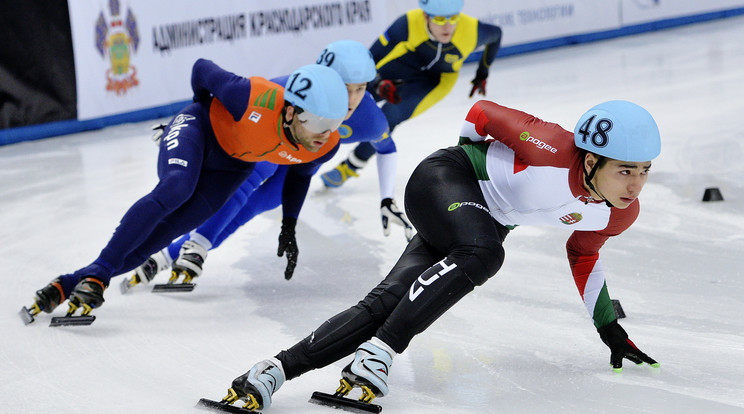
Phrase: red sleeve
[
  {"left": 468, "top": 100, "right": 576, "bottom": 168},
  {"left": 566, "top": 201, "right": 640, "bottom": 328}
]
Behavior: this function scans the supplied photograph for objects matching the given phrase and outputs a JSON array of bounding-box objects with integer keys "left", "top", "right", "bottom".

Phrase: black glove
[
  {"left": 277, "top": 217, "right": 298, "bottom": 280},
  {"left": 597, "top": 320, "right": 659, "bottom": 373},
  {"left": 375, "top": 79, "right": 403, "bottom": 104},
  {"left": 381, "top": 198, "right": 413, "bottom": 241},
  {"left": 469, "top": 72, "right": 488, "bottom": 98}
]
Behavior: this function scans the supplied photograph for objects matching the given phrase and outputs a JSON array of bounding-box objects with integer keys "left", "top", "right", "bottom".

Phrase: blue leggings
[
  {"left": 167, "top": 164, "right": 288, "bottom": 260},
  {"left": 57, "top": 104, "right": 255, "bottom": 293}
]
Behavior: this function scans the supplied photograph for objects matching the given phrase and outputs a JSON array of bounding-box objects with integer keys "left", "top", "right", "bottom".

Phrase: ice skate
[
  {"left": 309, "top": 338, "right": 392, "bottom": 413},
  {"left": 121, "top": 251, "right": 170, "bottom": 293},
  {"left": 50, "top": 277, "right": 107, "bottom": 327},
  {"left": 153, "top": 240, "right": 206, "bottom": 292},
  {"left": 320, "top": 161, "right": 359, "bottom": 188},
  {"left": 340, "top": 338, "right": 394, "bottom": 402},
  {"left": 20, "top": 278, "right": 66, "bottom": 325},
  {"left": 217, "top": 358, "right": 285, "bottom": 411},
  {"left": 168, "top": 239, "right": 207, "bottom": 284}
]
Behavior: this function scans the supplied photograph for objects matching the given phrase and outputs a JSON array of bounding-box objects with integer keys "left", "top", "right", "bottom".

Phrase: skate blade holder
[
  {"left": 309, "top": 391, "right": 383, "bottom": 413},
  {"left": 195, "top": 398, "right": 261, "bottom": 413},
  {"left": 152, "top": 283, "right": 196, "bottom": 293}
]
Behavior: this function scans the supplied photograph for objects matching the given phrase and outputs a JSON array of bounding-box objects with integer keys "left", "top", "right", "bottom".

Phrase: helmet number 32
[{"left": 577, "top": 115, "right": 612, "bottom": 148}]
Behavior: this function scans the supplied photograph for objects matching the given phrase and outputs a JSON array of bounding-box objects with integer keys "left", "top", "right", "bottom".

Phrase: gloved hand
[
  {"left": 469, "top": 72, "right": 488, "bottom": 98},
  {"left": 597, "top": 320, "right": 659, "bottom": 373},
  {"left": 381, "top": 198, "right": 413, "bottom": 241},
  {"left": 277, "top": 217, "right": 298, "bottom": 280},
  {"left": 151, "top": 124, "right": 166, "bottom": 146},
  {"left": 375, "top": 79, "right": 403, "bottom": 104}
]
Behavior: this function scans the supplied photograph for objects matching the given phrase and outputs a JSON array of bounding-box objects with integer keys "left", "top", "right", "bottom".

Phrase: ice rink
[{"left": 1, "top": 15, "right": 743, "bottom": 414}]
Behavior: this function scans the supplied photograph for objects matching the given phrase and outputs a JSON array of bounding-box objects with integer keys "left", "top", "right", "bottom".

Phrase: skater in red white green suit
[{"left": 216, "top": 99, "right": 662, "bottom": 411}]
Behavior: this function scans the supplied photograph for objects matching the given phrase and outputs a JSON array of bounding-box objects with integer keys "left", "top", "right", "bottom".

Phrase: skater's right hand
[
  {"left": 375, "top": 79, "right": 403, "bottom": 104},
  {"left": 277, "top": 217, "right": 298, "bottom": 280},
  {"left": 597, "top": 320, "right": 659, "bottom": 373}
]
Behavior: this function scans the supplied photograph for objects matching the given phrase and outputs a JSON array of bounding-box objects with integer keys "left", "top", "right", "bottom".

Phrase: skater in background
[
  {"left": 22, "top": 61, "right": 349, "bottom": 322},
  {"left": 320, "top": 0, "right": 502, "bottom": 193},
  {"left": 216, "top": 99, "right": 661, "bottom": 411},
  {"left": 125, "top": 40, "right": 413, "bottom": 289}
]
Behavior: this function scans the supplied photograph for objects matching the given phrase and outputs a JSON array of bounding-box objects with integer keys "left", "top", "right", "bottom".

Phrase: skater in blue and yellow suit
[{"left": 320, "top": 0, "right": 502, "bottom": 189}]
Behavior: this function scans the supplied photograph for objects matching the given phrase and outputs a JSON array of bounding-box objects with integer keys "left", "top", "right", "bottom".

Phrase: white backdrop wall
[
  {"left": 67, "top": 0, "right": 744, "bottom": 121},
  {"left": 69, "top": 0, "right": 386, "bottom": 120}
]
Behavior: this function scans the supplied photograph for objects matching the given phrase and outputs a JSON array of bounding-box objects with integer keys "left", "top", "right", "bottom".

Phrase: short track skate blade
[
  {"left": 19, "top": 306, "right": 36, "bottom": 325},
  {"left": 195, "top": 398, "right": 260, "bottom": 413},
  {"left": 152, "top": 283, "right": 196, "bottom": 293},
  {"left": 309, "top": 392, "right": 382, "bottom": 413},
  {"left": 49, "top": 315, "right": 96, "bottom": 327}
]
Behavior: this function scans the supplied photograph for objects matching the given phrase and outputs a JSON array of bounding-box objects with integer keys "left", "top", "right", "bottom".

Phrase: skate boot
[
  {"left": 122, "top": 251, "right": 170, "bottom": 293},
  {"left": 320, "top": 160, "right": 359, "bottom": 188},
  {"left": 168, "top": 240, "right": 207, "bottom": 284},
  {"left": 224, "top": 358, "right": 286, "bottom": 411},
  {"left": 66, "top": 277, "right": 107, "bottom": 316},
  {"left": 20, "top": 278, "right": 67, "bottom": 324},
  {"left": 340, "top": 337, "right": 395, "bottom": 403}
]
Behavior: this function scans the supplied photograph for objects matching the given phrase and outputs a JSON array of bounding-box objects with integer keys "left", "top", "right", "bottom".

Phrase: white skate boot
[{"left": 340, "top": 337, "right": 395, "bottom": 402}]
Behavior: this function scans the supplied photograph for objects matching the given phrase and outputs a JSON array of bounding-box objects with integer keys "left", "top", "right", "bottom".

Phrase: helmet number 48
[{"left": 577, "top": 115, "right": 612, "bottom": 148}]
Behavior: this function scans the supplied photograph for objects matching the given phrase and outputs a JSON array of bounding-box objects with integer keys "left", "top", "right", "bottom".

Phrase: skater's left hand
[
  {"left": 277, "top": 217, "right": 298, "bottom": 280},
  {"left": 469, "top": 72, "right": 488, "bottom": 98},
  {"left": 381, "top": 198, "right": 413, "bottom": 242},
  {"left": 597, "top": 320, "right": 659, "bottom": 373}
]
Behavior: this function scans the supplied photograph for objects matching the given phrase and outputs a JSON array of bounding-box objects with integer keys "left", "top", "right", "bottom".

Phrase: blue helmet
[
  {"left": 284, "top": 64, "right": 349, "bottom": 133},
  {"left": 317, "top": 40, "right": 376, "bottom": 84},
  {"left": 419, "top": 0, "right": 464, "bottom": 16},
  {"left": 574, "top": 100, "right": 661, "bottom": 162}
]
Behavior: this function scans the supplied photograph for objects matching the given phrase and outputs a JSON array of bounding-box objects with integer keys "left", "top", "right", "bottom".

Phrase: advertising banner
[
  {"left": 68, "top": 0, "right": 386, "bottom": 120},
  {"left": 462, "top": 0, "right": 621, "bottom": 46},
  {"left": 621, "top": 0, "right": 744, "bottom": 25}
]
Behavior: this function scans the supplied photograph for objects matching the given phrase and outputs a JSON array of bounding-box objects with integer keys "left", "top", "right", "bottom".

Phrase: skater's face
[
  {"left": 285, "top": 106, "right": 333, "bottom": 152},
  {"left": 584, "top": 153, "right": 651, "bottom": 209},
  {"left": 425, "top": 14, "right": 458, "bottom": 43},
  {"left": 345, "top": 82, "right": 367, "bottom": 120}
]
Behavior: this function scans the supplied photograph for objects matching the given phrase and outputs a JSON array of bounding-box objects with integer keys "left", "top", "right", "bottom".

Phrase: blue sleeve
[
  {"left": 191, "top": 58, "right": 252, "bottom": 121},
  {"left": 270, "top": 75, "right": 289, "bottom": 87},
  {"left": 339, "top": 93, "right": 395, "bottom": 155},
  {"left": 475, "top": 22, "right": 503, "bottom": 78},
  {"left": 369, "top": 14, "right": 409, "bottom": 63},
  {"left": 280, "top": 143, "right": 340, "bottom": 218}
]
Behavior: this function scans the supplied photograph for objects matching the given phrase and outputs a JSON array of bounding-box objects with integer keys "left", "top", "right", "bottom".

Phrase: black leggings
[{"left": 278, "top": 147, "right": 509, "bottom": 380}]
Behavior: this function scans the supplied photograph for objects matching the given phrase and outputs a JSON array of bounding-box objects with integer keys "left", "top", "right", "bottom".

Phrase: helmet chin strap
[
  {"left": 282, "top": 107, "right": 299, "bottom": 148},
  {"left": 583, "top": 158, "right": 614, "bottom": 208}
]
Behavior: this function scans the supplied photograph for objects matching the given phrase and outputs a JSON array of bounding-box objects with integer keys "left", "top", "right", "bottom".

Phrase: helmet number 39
[{"left": 577, "top": 115, "right": 612, "bottom": 148}]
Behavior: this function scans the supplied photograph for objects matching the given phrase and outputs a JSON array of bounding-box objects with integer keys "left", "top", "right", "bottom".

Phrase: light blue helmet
[
  {"left": 284, "top": 64, "right": 349, "bottom": 133},
  {"left": 419, "top": 0, "right": 464, "bottom": 16},
  {"left": 574, "top": 100, "right": 661, "bottom": 162},
  {"left": 317, "top": 40, "right": 376, "bottom": 84}
]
